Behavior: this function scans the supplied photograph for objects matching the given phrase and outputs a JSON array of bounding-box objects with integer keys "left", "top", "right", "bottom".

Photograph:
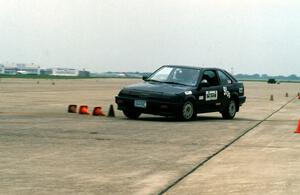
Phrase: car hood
[{"left": 121, "top": 81, "right": 194, "bottom": 96}]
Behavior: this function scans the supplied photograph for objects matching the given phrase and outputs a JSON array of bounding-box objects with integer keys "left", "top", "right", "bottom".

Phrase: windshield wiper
[
  {"left": 146, "top": 79, "right": 162, "bottom": 82},
  {"left": 164, "top": 81, "right": 188, "bottom": 86}
]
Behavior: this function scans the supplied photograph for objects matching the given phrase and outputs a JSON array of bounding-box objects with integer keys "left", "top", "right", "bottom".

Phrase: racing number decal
[
  {"left": 223, "top": 87, "right": 231, "bottom": 98},
  {"left": 206, "top": 91, "right": 218, "bottom": 101}
]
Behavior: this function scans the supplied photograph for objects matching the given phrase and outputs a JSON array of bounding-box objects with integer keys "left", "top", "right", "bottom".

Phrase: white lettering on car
[
  {"left": 206, "top": 91, "right": 218, "bottom": 101},
  {"left": 199, "top": 96, "right": 204, "bottom": 100}
]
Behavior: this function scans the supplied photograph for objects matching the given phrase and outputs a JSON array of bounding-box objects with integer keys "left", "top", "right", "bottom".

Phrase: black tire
[
  {"left": 123, "top": 110, "right": 141, "bottom": 119},
  {"left": 180, "top": 100, "right": 196, "bottom": 121},
  {"left": 221, "top": 99, "right": 237, "bottom": 119}
]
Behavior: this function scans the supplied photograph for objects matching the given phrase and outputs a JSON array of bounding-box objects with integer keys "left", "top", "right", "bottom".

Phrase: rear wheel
[
  {"left": 221, "top": 100, "right": 237, "bottom": 119},
  {"left": 123, "top": 110, "right": 141, "bottom": 119},
  {"left": 180, "top": 101, "right": 196, "bottom": 121}
]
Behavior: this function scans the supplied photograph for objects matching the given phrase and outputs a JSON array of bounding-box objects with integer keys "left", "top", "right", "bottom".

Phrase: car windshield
[{"left": 147, "top": 66, "right": 200, "bottom": 86}]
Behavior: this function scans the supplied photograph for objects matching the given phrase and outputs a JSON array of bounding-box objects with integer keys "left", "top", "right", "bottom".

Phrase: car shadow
[
  {"left": 118, "top": 115, "right": 259, "bottom": 122},
  {"left": 133, "top": 115, "right": 222, "bottom": 122}
]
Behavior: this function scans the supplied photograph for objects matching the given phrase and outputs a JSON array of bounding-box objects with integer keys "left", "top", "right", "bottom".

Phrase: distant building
[
  {"left": 4, "top": 66, "right": 18, "bottom": 75},
  {"left": 1, "top": 63, "right": 90, "bottom": 77},
  {"left": 79, "top": 70, "right": 90, "bottom": 77},
  {"left": 43, "top": 68, "right": 79, "bottom": 76},
  {"left": 2, "top": 63, "right": 40, "bottom": 75},
  {"left": 15, "top": 63, "right": 40, "bottom": 75},
  {"left": 40, "top": 69, "right": 51, "bottom": 75},
  {"left": 0, "top": 64, "right": 4, "bottom": 74}
]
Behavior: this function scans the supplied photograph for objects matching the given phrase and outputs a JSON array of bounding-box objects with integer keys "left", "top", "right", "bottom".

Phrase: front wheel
[
  {"left": 180, "top": 101, "right": 196, "bottom": 121},
  {"left": 123, "top": 110, "right": 141, "bottom": 119},
  {"left": 221, "top": 100, "right": 237, "bottom": 119}
]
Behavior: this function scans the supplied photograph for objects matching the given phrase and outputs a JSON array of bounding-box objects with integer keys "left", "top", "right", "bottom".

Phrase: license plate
[{"left": 134, "top": 100, "right": 147, "bottom": 108}]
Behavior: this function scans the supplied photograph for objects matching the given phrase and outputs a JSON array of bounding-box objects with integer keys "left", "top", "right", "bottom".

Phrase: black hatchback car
[{"left": 115, "top": 65, "right": 246, "bottom": 120}]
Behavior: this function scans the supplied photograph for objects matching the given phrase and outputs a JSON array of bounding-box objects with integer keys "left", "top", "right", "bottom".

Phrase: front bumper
[
  {"left": 115, "top": 96, "right": 181, "bottom": 116},
  {"left": 239, "top": 96, "right": 246, "bottom": 106}
]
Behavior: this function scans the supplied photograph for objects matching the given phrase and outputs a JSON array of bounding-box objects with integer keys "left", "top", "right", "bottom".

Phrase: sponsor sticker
[{"left": 206, "top": 91, "right": 218, "bottom": 101}]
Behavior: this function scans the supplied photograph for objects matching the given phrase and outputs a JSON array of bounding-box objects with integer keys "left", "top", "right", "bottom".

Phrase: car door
[
  {"left": 197, "top": 70, "right": 223, "bottom": 113},
  {"left": 217, "top": 70, "right": 235, "bottom": 108}
]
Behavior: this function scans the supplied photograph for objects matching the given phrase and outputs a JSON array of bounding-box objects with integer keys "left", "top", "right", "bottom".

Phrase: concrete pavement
[
  {"left": 0, "top": 79, "right": 299, "bottom": 194},
  {"left": 166, "top": 97, "right": 300, "bottom": 195}
]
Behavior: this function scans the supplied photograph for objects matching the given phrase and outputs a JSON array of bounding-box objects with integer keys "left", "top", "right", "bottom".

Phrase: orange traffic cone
[
  {"left": 93, "top": 107, "right": 105, "bottom": 116},
  {"left": 294, "top": 119, "right": 300, "bottom": 133},
  {"left": 79, "top": 105, "right": 89, "bottom": 115},
  {"left": 68, "top": 105, "right": 77, "bottom": 113}
]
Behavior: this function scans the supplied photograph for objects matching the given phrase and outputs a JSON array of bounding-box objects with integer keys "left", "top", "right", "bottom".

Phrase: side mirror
[
  {"left": 198, "top": 79, "right": 210, "bottom": 88},
  {"left": 142, "top": 74, "right": 149, "bottom": 81}
]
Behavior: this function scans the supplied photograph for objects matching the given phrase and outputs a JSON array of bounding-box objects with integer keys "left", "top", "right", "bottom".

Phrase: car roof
[{"left": 163, "top": 65, "right": 223, "bottom": 71}]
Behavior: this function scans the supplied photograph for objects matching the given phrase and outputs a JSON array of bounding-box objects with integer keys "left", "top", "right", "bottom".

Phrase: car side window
[
  {"left": 202, "top": 70, "right": 219, "bottom": 86},
  {"left": 217, "top": 70, "right": 232, "bottom": 85}
]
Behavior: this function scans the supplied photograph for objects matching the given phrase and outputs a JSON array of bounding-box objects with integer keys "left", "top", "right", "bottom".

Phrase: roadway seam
[{"left": 158, "top": 96, "right": 297, "bottom": 195}]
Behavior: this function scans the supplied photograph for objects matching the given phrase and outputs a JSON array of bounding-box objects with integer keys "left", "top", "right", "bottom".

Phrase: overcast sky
[{"left": 0, "top": 0, "right": 299, "bottom": 75}]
